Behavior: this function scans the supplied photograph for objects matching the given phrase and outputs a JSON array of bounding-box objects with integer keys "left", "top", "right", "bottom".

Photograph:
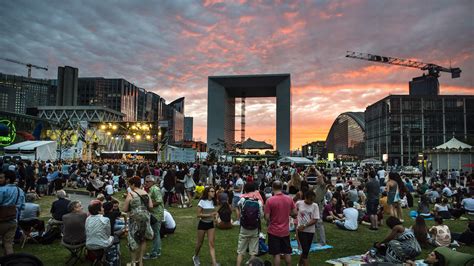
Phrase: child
[{"left": 194, "top": 182, "right": 205, "bottom": 199}]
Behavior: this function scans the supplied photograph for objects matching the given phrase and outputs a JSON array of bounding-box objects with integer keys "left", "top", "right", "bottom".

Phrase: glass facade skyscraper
[
  {"left": 0, "top": 72, "right": 55, "bottom": 114},
  {"left": 365, "top": 95, "right": 474, "bottom": 166},
  {"left": 326, "top": 112, "right": 365, "bottom": 159}
]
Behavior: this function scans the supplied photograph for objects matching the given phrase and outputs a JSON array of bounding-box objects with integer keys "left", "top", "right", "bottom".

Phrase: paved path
[{"left": 68, "top": 192, "right": 94, "bottom": 208}]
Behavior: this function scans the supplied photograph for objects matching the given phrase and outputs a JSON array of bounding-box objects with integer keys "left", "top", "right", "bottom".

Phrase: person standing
[
  {"left": 193, "top": 187, "right": 219, "bottom": 266},
  {"left": 143, "top": 175, "right": 164, "bottom": 260},
  {"left": 312, "top": 173, "right": 327, "bottom": 245},
  {"left": 0, "top": 170, "right": 25, "bottom": 255},
  {"left": 124, "top": 176, "right": 154, "bottom": 266},
  {"left": 365, "top": 171, "right": 381, "bottom": 230},
  {"left": 295, "top": 191, "right": 319, "bottom": 266},
  {"left": 232, "top": 171, "right": 244, "bottom": 226},
  {"left": 264, "top": 181, "right": 297, "bottom": 266}
]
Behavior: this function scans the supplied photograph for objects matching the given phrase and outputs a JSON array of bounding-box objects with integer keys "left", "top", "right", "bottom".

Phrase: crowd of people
[{"left": 0, "top": 158, "right": 473, "bottom": 265}]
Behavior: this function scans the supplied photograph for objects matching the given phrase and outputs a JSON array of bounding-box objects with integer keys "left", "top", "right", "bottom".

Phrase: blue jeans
[{"left": 150, "top": 220, "right": 162, "bottom": 256}]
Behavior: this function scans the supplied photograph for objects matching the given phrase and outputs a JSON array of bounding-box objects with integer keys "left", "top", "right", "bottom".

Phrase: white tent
[
  {"left": 360, "top": 158, "right": 383, "bottom": 166},
  {"left": 435, "top": 137, "right": 472, "bottom": 150},
  {"left": 277, "top": 156, "right": 314, "bottom": 165}
]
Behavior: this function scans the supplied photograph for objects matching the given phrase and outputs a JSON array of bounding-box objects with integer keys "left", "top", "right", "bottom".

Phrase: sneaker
[
  {"left": 192, "top": 255, "right": 200, "bottom": 266},
  {"left": 232, "top": 220, "right": 240, "bottom": 226},
  {"left": 451, "top": 240, "right": 460, "bottom": 247},
  {"left": 143, "top": 253, "right": 159, "bottom": 260}
]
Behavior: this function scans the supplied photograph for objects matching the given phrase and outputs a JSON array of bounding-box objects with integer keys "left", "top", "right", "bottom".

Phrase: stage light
[
  {"left": 146, "top": 135, "right": 151, "bottom": 140},
  {"left": 126, "top": 135, "right": 131, "bottom": 139},
  {"left": 106, "top": 131, "right": 111, "bottom": 136},
  {"left": 100, "top": 125, "right": 106, "bottom": 130},
  {"left": 112, "top": 125, "right": 117, "bottom": 130},
  {"left": 136, "top": 135, "right": 141, "bottom": 140}
]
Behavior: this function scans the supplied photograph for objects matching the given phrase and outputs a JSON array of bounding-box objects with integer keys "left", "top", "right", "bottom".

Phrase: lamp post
[{"left": 407, "top": 129, "right": 411, "bottom": 166}]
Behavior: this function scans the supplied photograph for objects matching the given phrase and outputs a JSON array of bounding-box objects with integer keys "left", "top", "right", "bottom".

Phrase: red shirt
[{"left": 264, "top": 192, "right": 295, "bottom": 237}]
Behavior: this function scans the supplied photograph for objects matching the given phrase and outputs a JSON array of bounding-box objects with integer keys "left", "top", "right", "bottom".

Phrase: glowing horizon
[{"left": 1, "top": 1, "right": 472, "bottom": 150}]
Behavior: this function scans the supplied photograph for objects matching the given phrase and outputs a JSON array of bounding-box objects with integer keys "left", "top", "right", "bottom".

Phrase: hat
[{"left": 219, "top": 192, "right": 228, "bottom": 204}]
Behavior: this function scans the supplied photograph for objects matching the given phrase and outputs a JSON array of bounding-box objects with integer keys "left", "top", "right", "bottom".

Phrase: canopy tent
[
  {"left": 239, "top": 138, "right": 273, "bottom": 150},
  {"left": 435, "top": 137, "right": 472, "bottom": 150},
  {"left": 425, "top": 137, "right": 473, "bottom": 171},
  {"left": 277, "top": 156, "right": 314, "bottom": 165},
  {"left": 360, "top": 158, "right": 383, "bottom": 166}
]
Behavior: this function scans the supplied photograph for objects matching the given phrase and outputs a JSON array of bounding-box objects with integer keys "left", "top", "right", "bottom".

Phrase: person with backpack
[
  {"left": 264, "top": 180, "right": 297, "bottom": 266},
  {"left": 236, "top": 183, "right": 263, "bottom": 266}
]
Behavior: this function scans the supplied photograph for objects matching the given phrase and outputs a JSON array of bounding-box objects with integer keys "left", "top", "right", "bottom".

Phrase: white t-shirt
[
  {"left": 234, "top": 178, "right": 244, "bottom": 197},
  {"left": 163, "top": 210, "right": 176, "bottom": 229},
  {"left": 461, "top": 198, "right": 474, "bottom": 212},
  {"left": 198, "top": 199, "right": 215, "bottom": 222},
  {"left": 105, "top": 184, "right": 114, "bottom": 195},
  {"left": 377, "top": 170, "right": 386, "bottom": 180},
  {"left": 295, "top": 200, "right": 319, "bottom": 233},
  {"left": 343, "top": 207, "right": 359, "bottom": 230}
]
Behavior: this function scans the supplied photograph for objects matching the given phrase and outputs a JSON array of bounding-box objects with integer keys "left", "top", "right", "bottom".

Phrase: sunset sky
[{"left": 1, "top": 0, "right": 473, "bottom": 149}]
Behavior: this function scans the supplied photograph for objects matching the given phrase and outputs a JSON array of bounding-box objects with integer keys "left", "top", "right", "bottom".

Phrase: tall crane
[
  {"left": 346, "top": 51, "right": 462, "bottom": 95},
  {"left": 1, "top": 57, "right": 48, "bottom": 78},
  {"left": 345, "top": 51, "right": 461, "bottom": 79}
]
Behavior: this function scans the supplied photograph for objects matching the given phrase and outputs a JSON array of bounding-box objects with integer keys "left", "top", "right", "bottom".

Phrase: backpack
[
  {"left": 39, "top": 226, "right": 61, "bottom": 245},
  {"left": 0, "top": 253, "right": 43, "bottom": 266},
  {"left": 240, "top": 198, "right": 260, "bottom": 230}
]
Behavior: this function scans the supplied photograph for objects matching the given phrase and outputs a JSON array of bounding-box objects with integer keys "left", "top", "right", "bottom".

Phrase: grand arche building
[{"left": 207, "top": 74, "right": 291, "bottom": 156}]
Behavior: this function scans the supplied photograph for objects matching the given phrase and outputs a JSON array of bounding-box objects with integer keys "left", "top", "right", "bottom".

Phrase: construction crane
[
  {"left": 346, "top": 51, "right": 461, "bottom": 79},
  {"left": 346, "top": 51, "right": 462, "bottom": 95},
  {"left": 1, "top": 57, "right": 48, "bottom": 78}
]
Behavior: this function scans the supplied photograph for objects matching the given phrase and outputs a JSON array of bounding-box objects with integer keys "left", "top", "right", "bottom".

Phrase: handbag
[
  {"left": 150, "top": 214, "right": 158, "bottom": 225},
  {"left": 0, "top": 188, "right": 20, "bottom": 222}
]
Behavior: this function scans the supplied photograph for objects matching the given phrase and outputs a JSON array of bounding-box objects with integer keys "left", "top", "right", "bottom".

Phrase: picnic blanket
[
  {"left": 290, "top": 240, "right": 333, "bottom": 255},
  {"left": 325, "top": 254, "right": 428, "bottom": 266}
]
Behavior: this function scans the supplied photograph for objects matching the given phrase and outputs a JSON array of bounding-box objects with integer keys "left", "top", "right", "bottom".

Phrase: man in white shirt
[
  {"left": 376, "top": 168, "right": 385, "bottom": 186},
  {"left": 334, "top": 201, "right": 359, "bottom": 231},
  {"left": 160, "top": 209, "right": 176, "bottom": 238},
  {"left": 461, "top": 192, "right": 474, "bottom": 213}
]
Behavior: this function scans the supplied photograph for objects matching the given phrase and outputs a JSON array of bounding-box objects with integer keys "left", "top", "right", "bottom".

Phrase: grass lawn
[{"left": 20, "top": 194, "right": 474, "bottom": 265}]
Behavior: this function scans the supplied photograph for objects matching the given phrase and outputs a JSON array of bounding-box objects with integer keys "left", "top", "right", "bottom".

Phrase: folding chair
[
  {"left": 18, "top": 222, "right": 39, "bottom": 248},
  {"left": 61, "top": 240, "right": 85, "bottom": 265}
]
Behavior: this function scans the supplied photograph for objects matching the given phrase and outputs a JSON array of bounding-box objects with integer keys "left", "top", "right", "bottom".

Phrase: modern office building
[
  {"left": 77, "top": 77, "right": 141, "bottom": 122},
  {"left": 56, "top": 66, "right": 79, "bottom": 106},
  {"left": 301, "top": 141, "right": 327, "bottom": 159},
  {"left": 184, "top": 117, "right": 193, "bottom": 141},
  {"left": 166, "top": 97, "right": 185, "bottom": 144},
  {"left": 365, "top": 94, "right": 474, "bottom": 166},
  {"left": 325, "top": 112, "right": 365, "bottom": 159},
  {"left": 0, "top": 72, "right": 56, "bottom": 114}
]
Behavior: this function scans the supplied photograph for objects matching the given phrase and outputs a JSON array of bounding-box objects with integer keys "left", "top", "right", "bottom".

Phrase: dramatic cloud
[{"left": 1, "top": 0, "right": 472, "bottom": 149}]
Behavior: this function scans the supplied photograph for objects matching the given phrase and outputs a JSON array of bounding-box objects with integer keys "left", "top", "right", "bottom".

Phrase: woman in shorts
[{"left": 192, "top": 186, "right": 219, "bottom": 266}]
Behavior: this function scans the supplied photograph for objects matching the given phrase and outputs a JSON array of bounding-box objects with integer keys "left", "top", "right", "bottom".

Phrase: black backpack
[
  {"left": 240, "top": 198, "right": 261, "bottom": 230},
  {"left": 39, "top": 226, "right": 61, "bottom": 245}
]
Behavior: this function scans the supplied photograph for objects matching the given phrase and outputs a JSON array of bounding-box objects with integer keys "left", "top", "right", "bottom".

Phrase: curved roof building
[{"left": 326, "top": 112, "right": 365, "bottom": 159}]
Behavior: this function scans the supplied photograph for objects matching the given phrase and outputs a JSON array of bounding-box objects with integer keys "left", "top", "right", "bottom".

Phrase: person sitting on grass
[
  {"left": 429, "top": 216, "right": 451, "bottom": 247},
  {"left": 451, "top": 221, "right": 474, "bottom": 246},
  {"left": 411, "top": 215, "right": 429, "bottom": 248},
  {"left": 416, "top": 246, "right": 474, "bottom": 266},
  {"left": 322, "top": 197, "right": 343, "bottom": 223},
  {"left": 374, "top": 216, "right": 421, "bottom": 264},
  {"left": 434, "top": 198, "right": 451, "bottom": 219},
  {"left": 418, "top": 194, "right": 433, "bottom": 218},
  {"left": 334, "top": 200, "right": 358, "bottom": 231}
]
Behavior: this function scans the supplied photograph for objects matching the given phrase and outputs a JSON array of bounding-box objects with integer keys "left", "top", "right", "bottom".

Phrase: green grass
[{"left": 22, "top": 196, "right": 474, "bottom": 265}]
